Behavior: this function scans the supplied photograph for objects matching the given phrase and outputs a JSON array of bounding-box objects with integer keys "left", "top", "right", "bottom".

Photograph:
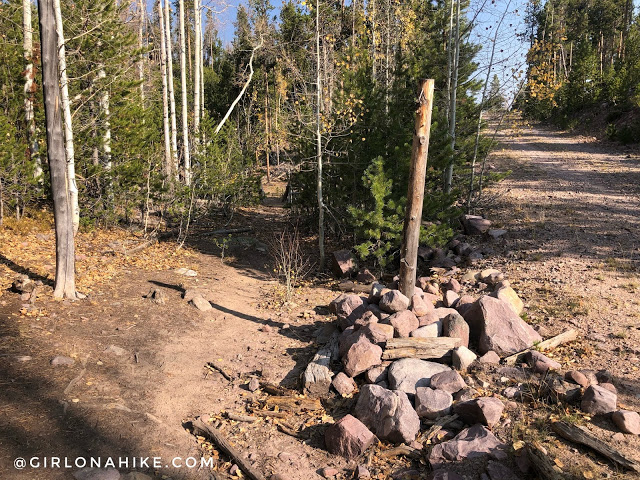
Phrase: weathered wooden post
[{"left": 399, "top": 79, "right": 435, "bottom": 298}]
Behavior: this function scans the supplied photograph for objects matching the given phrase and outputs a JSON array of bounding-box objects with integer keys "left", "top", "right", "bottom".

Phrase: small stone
[
  {"left": 430, "top": 370, "right": 466, "bottom": 394},
  {"left": 565, "top": 370, "right": 590, "bottom": 387},
  {"left": 460, "top": 215, "right": 492, "bottom": 235},
  {"left": 191, "top": 295, "right": 213, "bottom": 311},
  {"left": 596, "top": 370, "right": 614, "bottom": 384},
  {"left": 379, "top": 290, "right": 411, "bottom": 313},
  {"left": 388, "top": 310, "right": 419, "bottom": 338},
  {"left": 248, "top": 378, "right": 260, "bottom": 392},
  {"left": 415, "top": 387, "right": 453, "bottom": 419},
  {"left": 581, "top": 385, "right": 617, "bottom": 415},
  {"left": 51, "top": 355, "right": 75, "bottom": 366},
  {"left": 325, "top": 414, "right": 376, "bottom": 459},
  {"left": 453, "top": 397, "right": 504, "bottom": 427},
  {"left": 260, "top": 325, "right": 273, "bottom": 333},
  {"left": 343, "top": 337, "right": 383, "bottom": 377},
  {"left": 491, "top": 286, "right": 524, "bottom": 315},
  {"left": 321, "top": 467, "right": 340, "bottom": 478},
  {"left": 365, "top": 364, "right": 389, "bottom": 384},
  {"left": 104, "top": 345, "right": 126, "bottom": 356},
  {"left": 525, "top": 351, "right": 561, "bottom": 373},
  {"left": 443, "top": 290, "right": 460, "bottom": 308},
  {"left": 502, "top": 387, "right": 520, "bottom": 399},
  {"left": 443, "top": 313, "right": 469, "bottom": 347},
  {"left": 411, "top": 294, "right": 434, "bottom": 317},
  {"left": 612, "top": 410, "right": 640, "bottom": 435},
  {"left": 443, "top": 278, "right": 461, "bottom": 293},
  {"left": 230, "top": 464, "right": 240, "bottom": 476},
  {"left": 488, "top": 229, "right": 507, "bottom": 239},
  {"left": 174, "top": 267, "right": 197, "bottom": 276},
  {"left": 332, "top": 372, "right": 357, "bottom": 396},
  {"left": 479, "top": 351, "right": 500, "bottom": 364},
  {"left": 454, "top": 387, "right": 478, "bottom": 402},
  {"left": 355, "top": 465, "right": 371, "bottom": 479},
  {"left": 579, "top": 369, "right": 599, "bottom": 386},
  {"left": 452, "top": 346, "right": 477, "bottom": 371},
  {"left": 612, "top": 432, "right": 625, "bottom": 442}
]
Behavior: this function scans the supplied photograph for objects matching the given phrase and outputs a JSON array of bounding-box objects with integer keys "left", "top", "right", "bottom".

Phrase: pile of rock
[{"left": 319, "top": 269, "right": 640, "bottom": 477}]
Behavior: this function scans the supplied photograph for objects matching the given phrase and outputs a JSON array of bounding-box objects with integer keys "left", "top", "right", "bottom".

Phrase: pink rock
[
  {"left": 443, "top": 278, "right": 461, "bottom": 293},
  {"left": 411, "top": 322, "right": 442, "bottom": 338},
  {"left": 491, "top": 286, "right": 524, "bottom": 315},
  {"left": 612, "top": 410, "right": 640, "bottom": 435},
  {"left": 429, "top": 424, "right": 506, "bottom": 468},
  {"left": 321, "top": 467, "right": 339, "bottom": 478},
  {"left": 565, "top": 370, "right": 590, "bottom": 387},
  {"left": 443, "top": 290, "right": 460, "bottom": 308},
  {"left": 411, "top": 294, "right": 434, "bottom": 317},
  {"left": 453, "top": 397, "right": 504, "bottom": 427},
  {"left": 379, "top": 290, "right": 410, "bottom": 313},
  {"left": 415, "top": 387, "right": 453, "bottom": 419},
  {"left": 430, "top": 370, "right": 466, "bottom": 394},
  {"left": 525, "top": 351, "right": 561, "bottom": 373},
  {"left": 388, "top": 310, "right": 419, "bottom": 338},
  {"left": 360, "top": 323, "right": 394, "bottom": 346},
  {"left": 443, "top": 313, "right": 469, "bottom": 348},
  {"left": 353, "top": 311, "right": 379, "bottom": 330},
  {"left": 342, "top": 337, "right": 382, "bottom": 377},
  {"left": 365, "top": 364, "right": 389, "bottom": 384},
  {"left": 478, "top": 351, "right": 500, "bottom": 364},
  {"left": 581, "top": 385, "right": 617, "bottom": 415},
  {"left": 354, "top": 384, "right": 420, "bottom": 444},
  {"left": 460, "top": 215, "right": 491, "bottom": 235},
  {"left": 325, "top": 414, "right": 376, "bottom": 459},
  {"left": 332, "top": 372, "right": 357, "bottom": 396}
]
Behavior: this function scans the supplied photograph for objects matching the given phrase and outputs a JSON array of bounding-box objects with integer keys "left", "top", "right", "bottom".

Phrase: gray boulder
[
  {"left": 415, "top": 387, "right": 453, "bottom": 419},
  {"left": 453, "top": 397, "right": 504, "bottom": 427},
  {"left": 581, "top": 385, "right": 617, "bottom": 415},
  {"left": 387, "top": 358, "right": 451, "bottom": 395},
  {"left": 429, "top": 424, "right": 507, "bottom": 468},
  {"left": 379, "top": 290, "right": 410, "bottom": 314}
]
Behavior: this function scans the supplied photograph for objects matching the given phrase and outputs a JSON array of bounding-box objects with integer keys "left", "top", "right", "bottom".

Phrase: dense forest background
[{"left": 5, "top": 0, "right": 635, "bottom": 275}]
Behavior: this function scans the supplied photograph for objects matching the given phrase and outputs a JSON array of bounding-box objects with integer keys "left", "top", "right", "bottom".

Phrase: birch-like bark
[
  {"left": 98, "top": 66, "right": 111, "bottom": 172},
  {"left": 316, "top": 0, "right": 325, "bottom": 269},
  {"left": 193, "top": 0, "right": 201, "bottom": 146},
  {"left": 23, "top": 0, "right": 42, "bottom": 182},
  {"left": 164, "top": 0, "right": 179, "bottom": 180},
  {"left": 54, "top": 0, "right": 79, "bottom": 234},
  {"left": 179, "top": 0, "right": 191, "bottom": 185},
  {"left": 158, "top": 1, "right": 171, "bottom": 176},
  {"left": 37, "top": 0, "right": 77, "bottom": 299},
  {"left": 138, "top": 0, "right": 145, "bottom": 104},
  {"left": 444, "top": 0, "right": 460, "bottom": 194}
]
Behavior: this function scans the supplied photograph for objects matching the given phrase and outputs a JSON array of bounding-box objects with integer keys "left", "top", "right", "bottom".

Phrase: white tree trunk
[
  {"left": 158, "top": 1, "right": 171, "bottom": 176},
  {"left": 98, "top": 66, "right": 111, "bottom": 172},
  {"left": 316, "top": 0, "right": 325, "bottom": 269},
  {"left": 179, "top": 0, "right": 191, "bottom": 185},
  {"left": 193, "top": 0, "right": 201, "bottom": 147},
  {"left": 444, "top": 0, "right": 460, "bottom": 194},
  {"left": 164, "top": 0, "right": 179, "bottom": 181},
  {"left": 23, "top": 0, "right": 42, "bottom": 182},
  {"left": 138, "top": 0, "right": 145, "bottom": 104},
  {"left": 54, "top": 0, "right": 79, "bottom": 234}
]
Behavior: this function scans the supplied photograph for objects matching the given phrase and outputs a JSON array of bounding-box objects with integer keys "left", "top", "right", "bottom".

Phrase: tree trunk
[
  {"left": 53, "top": 0, "right": 79, "bottom": 235},
  {"left": 37, "top": 0, "right": 77, "bottom": 299},
  {"left": 265, "top": 72, "right": 271, "bottom": 183},
  {"left": 23, "top": 0, "right": 42, "bottom": 182},
  {"left": 98, "top": 66, "right": 111, "bottom": 173},
  {"left": 158, "top": 1, "right": 172, "bottom": 176},
  {"left": 316, "top": 0, "right": 325, "bottom": 270},
  {"left": 138, "top": 0, "right": 145, "bottom": 104},
  {"left": 179, "top": 0, "right": 191, "bottom": 185},
  {"left": 444, "top": 0, "right": 460, "bottom": 194},
  {"left": 398, "top": 80, "right": 434, "bottom": 298},
  {"left": 164, "top": 0, "right": 179, "bottom": 181},
  {"left": 193, "top": 0, "right": 201, "bottom": 147}
]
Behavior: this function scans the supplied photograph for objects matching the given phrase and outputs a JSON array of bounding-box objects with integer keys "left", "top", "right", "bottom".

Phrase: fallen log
[
  {"left": 503, "top": 329, "right": 578, "bottom": 365},
  {"left": 265, "top": 396, "right": 323, "bottom": 412},
  {"left": 526, "top": 442, "right": 564, "bottom": 480},
  {"left": 259, "top": 382, "right": 296, "bottom": 397},
  {"left": 302, "top": 331, "right": 339, "bottom": 396},
  {"left": 250, "top": 409, "right": 288, "bottom": 419},
  {"left": 382, "top": 337, "right": 461, "bottom": 361},
  {"left": 191, "top": 415, "right": 266, "bottom": 480},
  {"left": 226, "top": 412, "right": 258, "bottom": 423},
  {"left": 337, "top": 281, "right": 373, "bottom": 294},
  {"left": 123, "top": 237, "right": 157, "bottom": 256},
  {"left": 551, "top": 421, "right": 640, "bottom": 472}
]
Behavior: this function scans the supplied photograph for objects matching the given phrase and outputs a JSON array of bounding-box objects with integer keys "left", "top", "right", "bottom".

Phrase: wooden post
[{"left": 399, "top": 79, "right": 434, "bottom": 298}]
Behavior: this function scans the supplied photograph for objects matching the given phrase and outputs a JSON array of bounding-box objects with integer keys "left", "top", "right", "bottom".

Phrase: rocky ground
[{"left": 0, "top": 119, "right": 639, "bottom": 480}]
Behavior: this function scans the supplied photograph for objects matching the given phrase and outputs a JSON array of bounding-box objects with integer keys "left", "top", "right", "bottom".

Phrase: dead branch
[
  {"left": 205, "top": 361, "right": 234, "bottom": 381},
  {"left": 503, "top": 329, "right": 578, "bottom": 365}
]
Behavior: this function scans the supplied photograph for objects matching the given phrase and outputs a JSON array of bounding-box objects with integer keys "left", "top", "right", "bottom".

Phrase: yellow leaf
[{"left": 583, "top": 471, "right": 594, "bottom": 479}]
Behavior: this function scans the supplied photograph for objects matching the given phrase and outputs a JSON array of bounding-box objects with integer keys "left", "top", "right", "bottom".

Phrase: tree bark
[
  {"left": 179, "top": 0, "right": 191, "bottom": 185},
  {"left": 37, "top": 0, "right": 77, "bottom": 299},
  {"left": 164, "top": 0, "right": 179, "bottom": 181},
  {"left": 398, "top": 80, "right": 434, "bottom": 298},
  {"left": 180, "top": 0, "right": 191, "bottom": 186},
  {"left": 53, "top": 0, "right": 79, "bottom": 235},
  {"left": 382, "top": 337, "right": 460, "bottom": 361},
  {"left": 316, "top": 0, "right": 325, "bottom": 270},
  {"left": 138, "top": 0, "right": 145, "bottom": 104},
  {"left": 158, "top": 1, "right": 171, "bottom": 176},
  {"left": 23, "top": 0, "right": 42, "bottom": 182},
  {"left": 193, "top": 0, "right": 201, "bottom": 147},
  {"left": 444, "top": 0, "right": 460, "bottom": 194}
]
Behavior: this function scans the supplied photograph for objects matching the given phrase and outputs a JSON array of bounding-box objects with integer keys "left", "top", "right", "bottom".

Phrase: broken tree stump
[
  {"left": 551, "top": 421, "right": 640, "bottom": 472},
  {"left": 503, "top": 329, "right": 578, "bottom": 365},
  {"left": 302, "top": 331, "right": 339, "bottom": 396},
  {"left": 191, "top": 415, "right": 266, "bottom": 480},
  {"left": 382, "top": 337, "right": 461, "bottom": 361},
  {"left": 526, "top": 442, "right": 564, "bottom": 480}
]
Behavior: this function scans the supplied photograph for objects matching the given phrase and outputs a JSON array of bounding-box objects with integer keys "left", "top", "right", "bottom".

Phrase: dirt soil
[{"left": 1, "top": 120, "right": 640, "bottom": 480}]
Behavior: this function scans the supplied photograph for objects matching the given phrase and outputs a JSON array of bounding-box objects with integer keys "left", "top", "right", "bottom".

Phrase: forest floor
[{"left": 1, "top": 118, "right": 640, "bottom": 480}]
